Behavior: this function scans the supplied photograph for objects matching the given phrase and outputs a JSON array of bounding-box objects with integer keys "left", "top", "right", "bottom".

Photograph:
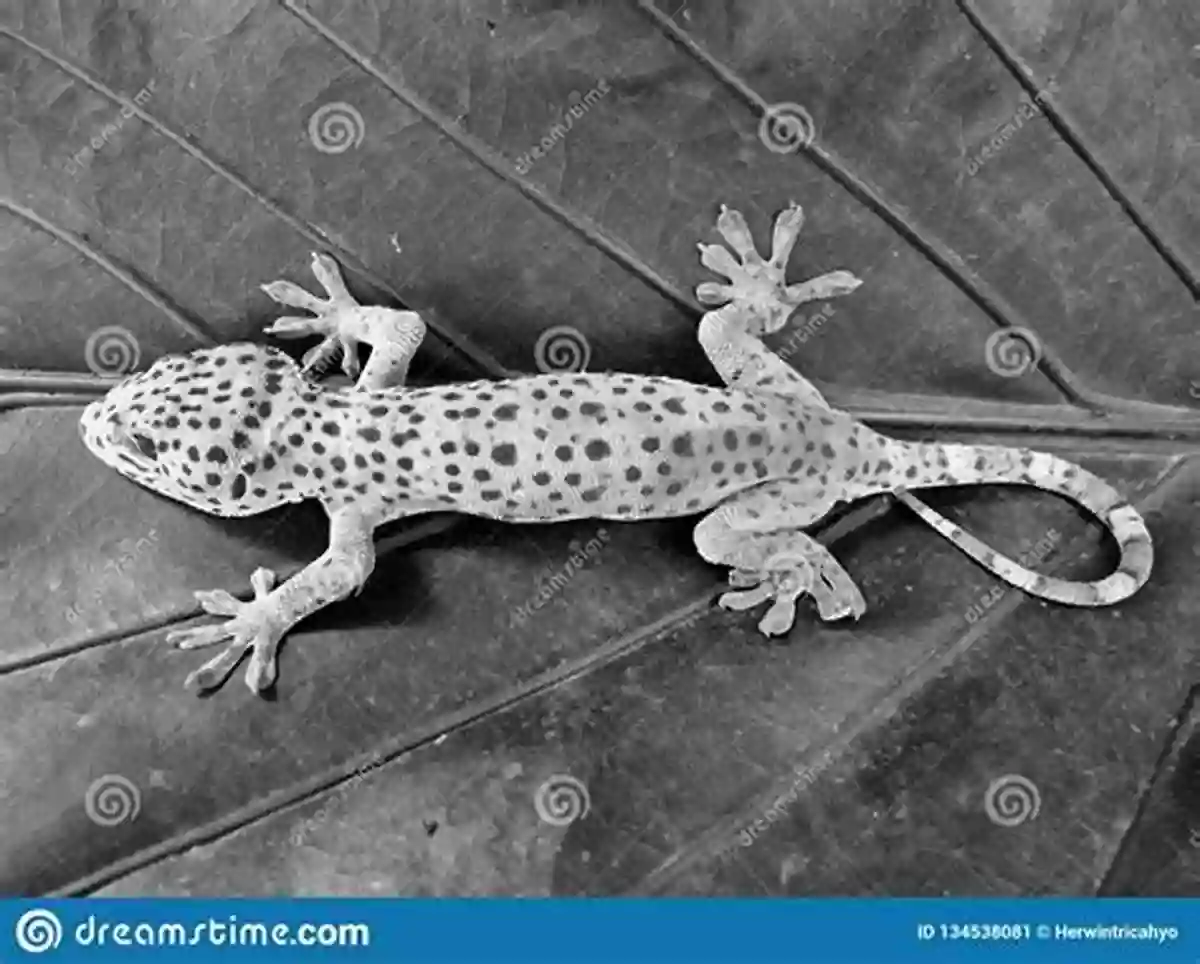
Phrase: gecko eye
[{"left": 130, "top": 433, "right": 158, "bottom": 461}]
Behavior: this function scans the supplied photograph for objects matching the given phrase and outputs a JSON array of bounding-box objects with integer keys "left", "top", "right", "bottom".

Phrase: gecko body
[{"left": 80, "top": 203, "right": 1152, "bottom": 694}]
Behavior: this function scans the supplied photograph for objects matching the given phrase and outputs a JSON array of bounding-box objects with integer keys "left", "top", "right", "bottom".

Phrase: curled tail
[{"left": 883, "top": 440, "right": 1153, "bottom": 606}]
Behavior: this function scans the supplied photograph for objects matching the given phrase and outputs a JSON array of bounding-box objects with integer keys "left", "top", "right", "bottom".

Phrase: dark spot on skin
[
  {"left": 465, "top": 442, "right": 480, "bottom": 456},
  {"left": 294, "top": 465, "right": 309, "bottom": 477},
  {"left": 734, "top": 462, "right": 747, "bottom": 474},
  {"left": 565, "top": 472, "right": 582, "bottom": 486},
  {"left": 666, "top": 481, "right": 683, "bottom": 495},
  {"left": 905, "top": 465, "right": 920, "bottom": 479},
  {"left": 712, "top": 461, "right": 725, "bottom": 473},
  {"left": 820, "top": 443, "right": 836, "bottom": 460},
  {"left": 581, "top": 487, "right": 605, "bottom": 502},
  {"left": 584, "top": 439, "right": 611, "bottom": 461},
  {"left": 626, "top": 467, "right": 642, "bottom": 482},
  {"left": 657, "top": 463, "right": 672, "bottom": 476},
  {"left": 205, "top": 473, "right": 222, "bottom": 487},
  {"left": 633, "top": 401, "right": 652, "bottom": 413},
  {"left": 580, "top": 402, "right": 603, "bottom": 416},
  {"left": 313, "top": 441, "right": 326, "bottom": 455},
  {"left": 492, "top": 443, "right": 517, "bottom": 466},
  {"left": 494, "top": 404, "right": 519, "bottom": 421},
  {"left": 532, "top": 389, "right": 548, "bottom": 401},
  {"left": 187, "top": 446, "right": 200, "bottom": 462},
  {"left": 555, "top": 445, "right": 573, "bottom": 461},
  {"left": 671, "top": 434, "right": 694, "bottom": 457},
  {"left": 355, "top": 454, "right": 368, "bottom": 469},
  {"left": 481, "top": 490, "right": 503, "bottom": 501},
  {"left": 533, "top": 472, "right": 552, "bottom": 485},
  {"left": 747, "top": 432, "right": 764, "bottom": 446},
  {"left": 231, "top": 475, "right": 247, "bottom": 499},
  {"left": 724, "top": 430, "right": 738, "bottom": 451},
  {"left": 641, "top": 438, "right": 660, "bottom": 453},
  {"left": 463, "top": 407, "right": 481, "bottom": 418},
  {"left": 713, "top": 401, "right": 730, "bottom": 414},
  {"left": 551, "top": 406, "right": 570, "bottom": 420},
  {"left": 206, "top": 446, "right": 227, "bottom": 464},
  {"left": 475, "top": 468, "right": 491, "bottom": 481},
  {"left": 289, "top": 434, "right": 304, "bottom": 447},
  {"left": 663, "top": 398, "right": 686, "bottom": 416},
  {"left": 398, "top": 457, "right": 414, "bottom": 471},
  {"left": 369, "top": 406, "right": 389, "bottom": 417},
  {"left": 359, "top": 427, "right": 381, "bottom": 442}
]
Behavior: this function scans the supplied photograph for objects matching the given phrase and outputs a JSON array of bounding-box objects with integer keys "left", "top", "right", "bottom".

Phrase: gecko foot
[
  {"left": 165, "top": 567, "right": 284, "bottom": 694},
  {"left": 261, "top": 252, "right": 366, "bottom": 380},
  {"left": 695, "top": 202, "right": 862, "bottom": 336},
  {"left": 721, "top": 552, "right": 866, "bottom": 634}
]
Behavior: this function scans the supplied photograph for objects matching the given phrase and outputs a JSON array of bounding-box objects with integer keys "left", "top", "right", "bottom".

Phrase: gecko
[{"left": 79, "top": 202, "right": 1153, "bottom": 695}]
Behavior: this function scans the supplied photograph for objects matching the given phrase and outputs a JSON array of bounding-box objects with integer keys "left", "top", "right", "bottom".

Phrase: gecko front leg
[
  {"left": 262, "top": 252, "right": 427, "bottom": 392},
  {"left": 167, "top": 506, "right": 377, "bottom": 693}
]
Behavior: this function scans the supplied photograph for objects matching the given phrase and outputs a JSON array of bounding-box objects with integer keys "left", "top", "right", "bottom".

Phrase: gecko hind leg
[
  {"left": 695, "top": 481, "right": 866, "bottom": 636},
  {"left": 262, "top": 252, "right": 427, "bottom": 392},
  {"left": 694, "top": 203, "right": 861, "bottom": 406}
]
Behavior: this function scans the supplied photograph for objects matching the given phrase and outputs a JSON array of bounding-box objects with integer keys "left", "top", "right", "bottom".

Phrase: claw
[
  {"left": 696, "top": 281, "right": 735, "bottom": 306},
  {"left": 769, "top": 202, "right": 805, "bottom": 269},
  {"left": 260, "top": 280, "right": 327, "bottom": 313},
  {"left": 309, "top": 252, "right": 355, "bottom": 303},
  {"left": 716, "top": 204, "right": 761, "bottom": 264}
]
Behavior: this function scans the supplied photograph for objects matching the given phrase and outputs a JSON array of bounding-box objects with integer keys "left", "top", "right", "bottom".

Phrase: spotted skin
[{"left": 80, "top": 202, "right": 1153, "bottom": 693}]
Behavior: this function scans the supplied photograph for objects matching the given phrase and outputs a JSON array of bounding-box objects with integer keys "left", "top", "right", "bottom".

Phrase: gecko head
[{"left": 80, "top": 343, "right": 316, "bottom": 517}]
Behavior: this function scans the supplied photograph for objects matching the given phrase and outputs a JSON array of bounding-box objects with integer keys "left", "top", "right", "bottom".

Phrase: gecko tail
[{"left": 885, "top": 441, "right": 1153, "bottom": 607}]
